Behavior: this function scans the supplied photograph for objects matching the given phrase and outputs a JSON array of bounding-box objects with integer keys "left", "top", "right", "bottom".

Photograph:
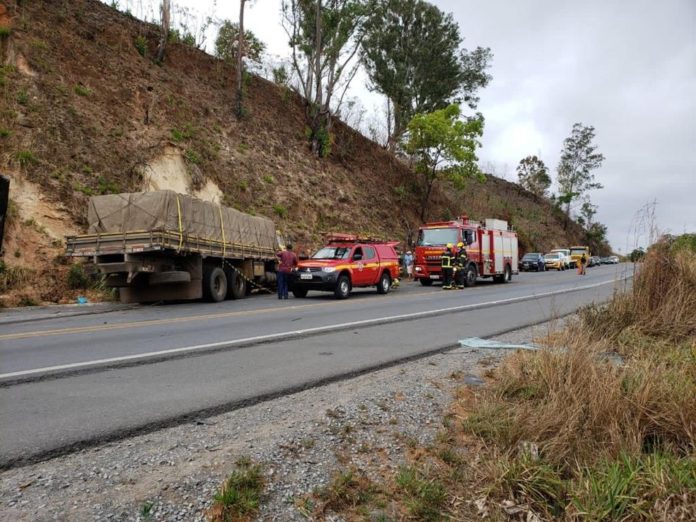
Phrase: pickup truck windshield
[
  {"left": 417, "top": 228, "right": 459, "bottom": 246},
  {"left": 312, "top": 247, "right": 351, "bottom": 259},
  {"left": 570, "top": 248, "right": 587, "bottom": 256}
]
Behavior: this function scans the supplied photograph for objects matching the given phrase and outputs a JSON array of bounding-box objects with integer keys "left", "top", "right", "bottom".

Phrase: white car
[
  {"left": 609, "top": 255, "right": 619, "bottom": 264},
  {"left": 549, "top": 248, "right": 573, "bottom": 269}
]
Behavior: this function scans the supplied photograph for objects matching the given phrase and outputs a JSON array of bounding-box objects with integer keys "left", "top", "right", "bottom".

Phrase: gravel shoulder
[{"left": 0, "top": 320, "right": 564, "bottom": 521}]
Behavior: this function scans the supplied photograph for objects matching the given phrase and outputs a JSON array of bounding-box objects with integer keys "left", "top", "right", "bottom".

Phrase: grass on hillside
[{"left": 309, "top": 235, "right": 695, "bottom": 520}]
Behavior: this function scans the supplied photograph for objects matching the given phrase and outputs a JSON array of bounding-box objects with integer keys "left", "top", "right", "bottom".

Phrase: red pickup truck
[{"left": 290, "top": 234, "right": 400, "bottom": 299}]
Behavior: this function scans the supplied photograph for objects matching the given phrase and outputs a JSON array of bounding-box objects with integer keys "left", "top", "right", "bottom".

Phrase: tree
[
  {"left": 214, "top": 20, "right": 266, "bottom": 64},
  {"left": 155, "top": 0, "right": 171, "bottom": 63},
  {"left": 629, "top": 247, "right": 645, "bottom": 262},
  {"left": 281, "top": 0, "right": 367, "bottom": 156},
  {"left": 404, "top": 104, "right": 484, "bottom": 221},
  {"left": 516, "top": 155, "right": 550, "bottom": 197},
  {"left": 578, "top": 198, "right": 598, "bottom": 228},
  {"left": 361, "top": 0, "right": 491, "bottom": 150},
  {"left": 556, "top": 123, "right": 605, "bottom": 219}
]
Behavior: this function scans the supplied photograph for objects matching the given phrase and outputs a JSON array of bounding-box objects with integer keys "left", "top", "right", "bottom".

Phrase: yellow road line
[{"left": 1, "top": 289, "right": 437, "bottom": 341}]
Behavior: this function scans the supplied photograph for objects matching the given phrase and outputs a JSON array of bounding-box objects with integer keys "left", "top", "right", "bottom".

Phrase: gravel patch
[{"left": 0, "top": 321, "right": 558, "bottom": 521}]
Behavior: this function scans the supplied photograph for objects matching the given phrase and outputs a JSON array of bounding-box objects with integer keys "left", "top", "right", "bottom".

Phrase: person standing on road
[
  {"left": 455, "top": 242, "right": 468, "bottom": 289},
  {"left": 276, "top": 243, "right": 298, "bottom": 299},
  {"left": 441, "top": 243, "right": 455, "bottom": 289},
  {"left": 403, "top": 250, "right": 414, "bottom": 281},
  {"left": 579, "top": 253, "right": 587, "bottom": 275}
]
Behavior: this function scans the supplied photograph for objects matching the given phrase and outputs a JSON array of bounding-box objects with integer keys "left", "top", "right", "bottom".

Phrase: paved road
[{"left": 0, "top": 264, "right": 630, "bottom": 468}]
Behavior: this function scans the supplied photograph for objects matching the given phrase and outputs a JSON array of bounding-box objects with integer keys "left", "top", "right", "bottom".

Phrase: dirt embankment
[{"left": 0, "top": 0, "right": 592, "bottom": 306}]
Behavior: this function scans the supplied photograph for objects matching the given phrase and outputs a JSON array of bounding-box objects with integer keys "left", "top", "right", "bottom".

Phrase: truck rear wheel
[
  {"left": 376, "top": 272, "right": 391, "bottom": 294},
  {"left": 226, "top": 269, "right": 247, "bottom": 300},
  {"left": 494, "top": 265, "right": 512, "bottom": 284},
  {"left": 203, "top": 266, "right": 227, "bottom": 302},
  {"left": 334, "top": 275, "right": 351, "bottom": 299},
  {"left": 419, "top": 278, "right": 433, "bottom": 286}
]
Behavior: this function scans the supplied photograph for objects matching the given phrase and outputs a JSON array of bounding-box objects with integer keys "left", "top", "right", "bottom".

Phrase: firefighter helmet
[
  {"left": 446, "top": 243, "right": 453, "bottom": 248},
  {"left": 457, "top": 242, "right": 464, "bottom": 248}
]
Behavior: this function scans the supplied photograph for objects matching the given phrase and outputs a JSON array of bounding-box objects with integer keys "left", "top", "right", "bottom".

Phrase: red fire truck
[{"left": 414, "top": 216, "right": 518, "bottom": 286}]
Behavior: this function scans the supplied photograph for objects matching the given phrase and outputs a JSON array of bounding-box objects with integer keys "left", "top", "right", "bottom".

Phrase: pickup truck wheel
[
  {"left": 226, "top": 269, "right": 247, "bottom": 300},
  {"left": 203, "top": 266, "right": 227, "bottom": 302},
  {"left": 464, "top": 265, "right": 477, "bottom": 287},
  {"left": 419, "top": 278, "right": 433, "bottom": 287},
  {"left": 376, "top": 272, "right": 391, "bottom": 294},
  {"left": 334, "top": 275, "right": 351, "bottom": 299},
  {"left": 292, "top": 287, "right": 308, "bottom": 298}
]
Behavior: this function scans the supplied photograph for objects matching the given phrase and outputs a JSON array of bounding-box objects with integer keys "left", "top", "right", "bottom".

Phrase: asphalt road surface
[{"left": 0, "top": 264, "right": 631, "bottom": 468}]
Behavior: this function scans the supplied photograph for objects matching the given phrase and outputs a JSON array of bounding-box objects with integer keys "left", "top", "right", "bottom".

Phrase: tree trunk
[
  {"left": 235, "top": 0, "right": 247, "bottom": 119},
  {"left": 155, "top": 0, "right": 170, "bottom": 64},
  {"left": 310, "top": 0, "right": 323, "bottom": 155}
]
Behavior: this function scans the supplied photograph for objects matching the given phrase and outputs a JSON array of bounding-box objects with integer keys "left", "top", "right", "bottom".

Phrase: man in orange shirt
[{"left": 277, "top": 243, "right": 298, "bottom": 299}]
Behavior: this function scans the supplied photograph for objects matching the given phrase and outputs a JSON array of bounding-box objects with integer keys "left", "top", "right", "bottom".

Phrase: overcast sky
[{"left": 117, "top": 0, "right": 695, "bottom": 251}]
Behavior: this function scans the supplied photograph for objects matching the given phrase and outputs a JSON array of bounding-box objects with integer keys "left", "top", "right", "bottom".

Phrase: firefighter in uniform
[
  {"left": 441, "top": 243, "right": 455, "bottom": 289},
  {"left": 455, "top": 241, "right": 468, "bottom": 289}
]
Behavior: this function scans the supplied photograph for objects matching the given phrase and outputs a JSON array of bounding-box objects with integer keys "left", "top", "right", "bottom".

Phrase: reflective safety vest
[
  {"left": 456, "top": 248, "right": 467, "bottom": 266},
  {"left": 441, "top": 251, "right": 453, "bottom": 268}
]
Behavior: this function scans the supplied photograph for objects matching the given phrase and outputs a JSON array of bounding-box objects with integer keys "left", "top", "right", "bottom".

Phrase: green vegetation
[
  {"left": 261, "top": 174, "right": 275, "bottom": 184},
  {"left": 74, "top": 84, "right": 92, "bottom": 97},
  {"left": 16, "top": 89, "right": 29, "bottom": 105},
  {"left": 170, "top": 124, "right": 195, "bottom": 142},
  {"left": 67, "top": 264, "right": 90, "bottom": 289},
  {"left": 0, "top": 128, "right": 11, "bottom": 138},
  {"left": 0, "top": 27, "right": 12, "bottom": 39},
  {"left": 517, "top": 155, "right": 551, "bottom": 197},
  {"left": 134, "top": 35, "right": 147, "bottom": 57},
  {"left": 272, "top": 204, "right": 287, "bottom": 218},
  {"left": 184, "top": 149, "right": 200, "bottom": 165},
  {"left": 0, "top": 263, "right": 35, "bottom": 293},
  {"left": 214, "top": 21, "right": 266, "bottom": 63},
  {"left": 210, "top": 457, "right": 264, "bottom": 521},
  {"left": 395, "top": 466, "right": 447, "bottom": 520},
  {"left": 97, "top": 176, "right": 119, "bottom": 195},
  {"left": 405, "top": 103, "right": 484, "bottom": 220},
  {"left": 16, "top": 150, "right": 37, "bottom": 167},
  {"left": 361, "top": 0, "right": 492, "bottom": 147}
]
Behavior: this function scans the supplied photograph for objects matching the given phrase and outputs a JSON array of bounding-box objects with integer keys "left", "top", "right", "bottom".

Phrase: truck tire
[
  {"left": 376, "top": 271, "right": 391, "bottom": 294},
  {"left": 464, "top": 264, "right": 477, "bottom": 287},
  {"left": 226, "top": 269, "right": 247, "bottom": 300},
  {"left": 334, "top": 274, "right": 351, "bottom": 299},
  {"left": 203, "top": 266, "right": 227, "bottom": 302},
  {"left": 494, "top": 265, "right": 512, "bottom": 284},
  {"left": 292, "top": 287, "right": 308, "bottom": 298},
  {"left": 419, "top": 278, "right": 433, "bottom": 287}
]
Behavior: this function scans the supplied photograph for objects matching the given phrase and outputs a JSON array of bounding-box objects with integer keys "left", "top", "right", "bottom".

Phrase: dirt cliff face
[{"left": 0, "top": 0, "right": 591, "bottom": 306}]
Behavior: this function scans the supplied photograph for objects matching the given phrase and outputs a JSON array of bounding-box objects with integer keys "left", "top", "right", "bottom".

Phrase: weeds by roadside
[{"left": 210, "top": 456, "right": 264, "bottom": 521}]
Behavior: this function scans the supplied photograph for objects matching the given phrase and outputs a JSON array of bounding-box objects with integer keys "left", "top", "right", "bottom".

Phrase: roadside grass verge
[
  {"left": 307, "top": 235, "right": 695, "bottom": 520},
  {"left": 210, "top": 456, "right": 264, "bottom": 521}
]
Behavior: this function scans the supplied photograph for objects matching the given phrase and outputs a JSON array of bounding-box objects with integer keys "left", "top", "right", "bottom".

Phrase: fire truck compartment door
[{"left": 494, "top": 234, "right": 504, "bottom": 274}]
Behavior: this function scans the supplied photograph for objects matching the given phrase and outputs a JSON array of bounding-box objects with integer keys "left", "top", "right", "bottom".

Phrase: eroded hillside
[{"left": 0, "top": 0, "right": 592, "bottom": 306}]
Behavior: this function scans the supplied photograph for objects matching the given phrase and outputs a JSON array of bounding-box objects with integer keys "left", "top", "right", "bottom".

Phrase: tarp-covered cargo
[{"left": 87, "top": 190, "right": 278, "bottom": 254}]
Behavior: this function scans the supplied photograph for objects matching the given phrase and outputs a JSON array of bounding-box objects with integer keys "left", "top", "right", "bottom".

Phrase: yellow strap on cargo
[
  {"left": 175, "top": 194, "right": 183, "bottom": 251},
  {"left": 218, "top": 204, "right": 226, "bottom": 258}
]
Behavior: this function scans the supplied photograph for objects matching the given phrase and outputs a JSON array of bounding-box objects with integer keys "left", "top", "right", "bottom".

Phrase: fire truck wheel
[
  {"left": 292, "top": 287, "right": 308, "bottom": 298},
  {"left": 495, "top": 265, "right": 512, "bottom": 283},
  {"left": 334, "top": 274, "right": 351, "bottom": 299},
  {"left": 419, "top": 278, "right": 433, "bottom": 286},
  {"left": 376, "top": 271, "right": 391, "bottom": 294},
  {"left": 203, "top": 266, "right": 227, "bottom": 302},
  {"left": 464, "top": 265, "right": 477, "bottom": 287}
]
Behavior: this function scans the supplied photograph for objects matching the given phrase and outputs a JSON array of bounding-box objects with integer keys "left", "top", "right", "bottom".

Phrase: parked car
[
  {"left": 609, "top": 255, "right": 619, "bottom": 264},
  {"left": 589, "top": 256, "right": 601, "bottom": 267},
  {"left": 544, "top": 253, "right": 565, "bottom": 271},
  {"left": 600, "top": 256, "right": 611, "bottom": 264},
  {"left": 549, "top": 248, "right": 573, "bottom": 269},
  {"left": 520, "top": 253, "right": 546, "bottom": 272}
]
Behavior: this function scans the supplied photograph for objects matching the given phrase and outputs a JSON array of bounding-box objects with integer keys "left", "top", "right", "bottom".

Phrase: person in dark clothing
[
  {"left": 441, "top": 243, "right": 455, "bottom": 289},
  {"left": 276, "top": 243, "right": 298, "bottom": 299},
  {"left": 455, "top": 241, "right": 468, "bottom": 289}
]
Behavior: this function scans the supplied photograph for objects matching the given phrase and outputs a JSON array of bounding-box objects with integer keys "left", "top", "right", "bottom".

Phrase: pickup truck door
[
  {"left": 362, "top": 246, "right": 379, "bottom": 285},
  {"left": 351, "top": 247, "right": 367, "bottom": 286}
]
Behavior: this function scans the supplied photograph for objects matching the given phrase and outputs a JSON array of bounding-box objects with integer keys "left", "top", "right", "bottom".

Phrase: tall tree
[
  {"left": 281, "top": 0, "right": 367, "bottom": 156},
  {"left": 214, "top": 21, "right": 265, "bottom": 64},
  {"left": 516, "top": 155, "right": 550, "bottom": 197},
  {"left": 404, "top": 104, "right": 484, "bottom": 221},
  {"left": 556, "top": 123, "right": 605, "bottom": 218},
  {"left": 361, "top": 0, "right": 491, "bottom": 150},
  {"left": 235, "top": 0, "right": 248, "bottom": 119},
  {"left": 578, "top": 198, "right": 598, "bottom": 228},
  {"left": 155, "top": 0, "right": 171, "bottom": 63}
]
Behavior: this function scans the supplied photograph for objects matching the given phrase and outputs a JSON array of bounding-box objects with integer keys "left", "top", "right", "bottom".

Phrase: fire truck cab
[{"left": 414, "top": 216, "right": 518, "bottom": 286}]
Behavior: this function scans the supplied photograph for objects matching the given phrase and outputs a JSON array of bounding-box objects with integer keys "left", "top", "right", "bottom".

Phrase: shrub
[
  {"left": 184, "top": 149, "right": 200, "bottom": 165},
  {"left": 272, "top": 204, "right": 287, "bottom": 219},
  {"left": 0, "top": 128, "right": 11, "bottom": 138},
  {"left": 262, "top": 174, "right": 275, "bottom": 184},
  {"left": 16, "top": 89, "right": 28, "bottom": 105},
  {"left": 134, "top": 35, "right": 147, "bottom": 57},
  {"left": 0, "top": 27, "right": 11, "bottom": 39},
  {"left": 67, "top": 264, "right": 90, "bottom": 289}
]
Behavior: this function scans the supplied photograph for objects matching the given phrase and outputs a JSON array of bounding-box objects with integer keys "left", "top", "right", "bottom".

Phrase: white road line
[{"left": 0, "top": 277, "right": 625, "bottom": 380}]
